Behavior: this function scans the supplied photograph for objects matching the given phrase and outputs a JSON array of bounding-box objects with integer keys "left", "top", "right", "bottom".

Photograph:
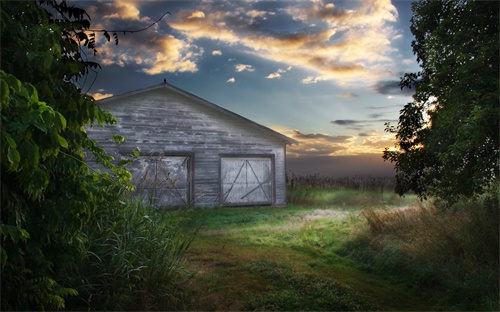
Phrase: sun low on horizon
[{"left": 82, "top": 0, "right": 420, "bottom": 176}]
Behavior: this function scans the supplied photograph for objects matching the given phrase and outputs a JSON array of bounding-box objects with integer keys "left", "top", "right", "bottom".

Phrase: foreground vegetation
[{"left": 179, "top": 183, "right": 499, "bottom": 311}]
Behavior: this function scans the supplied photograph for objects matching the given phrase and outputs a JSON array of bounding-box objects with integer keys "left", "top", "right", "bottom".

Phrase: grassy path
[{"left": 180, "top": 204, "right": 439, "bottom": 311}]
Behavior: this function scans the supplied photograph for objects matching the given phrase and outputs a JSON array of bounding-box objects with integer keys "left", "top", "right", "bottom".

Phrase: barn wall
[{"left": 87, "top": 86, "right": 288, "bottom": 207}]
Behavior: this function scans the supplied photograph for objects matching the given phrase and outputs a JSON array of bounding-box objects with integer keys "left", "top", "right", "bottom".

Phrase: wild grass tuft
[
  {"left": 65, "top": 198, "right": 196, "bottom": 311},
  {"left": 349, "top": 192, "right": 499, "bottom": 311}
]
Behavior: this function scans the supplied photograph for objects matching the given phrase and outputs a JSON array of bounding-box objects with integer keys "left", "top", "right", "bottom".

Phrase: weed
[{"left": 350, "top": 196, "right": 499, "bottom": 311}]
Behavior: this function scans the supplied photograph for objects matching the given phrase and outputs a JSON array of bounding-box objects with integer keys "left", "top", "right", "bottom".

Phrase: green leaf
[
  {"left": 1, "top": 78, "right": 9, "bottom": 107},
  {"left": 133, "top": 149, "right": 140, "bottom": 157},
  {"left": 56, "top": 112, "right": 67, "bottom": 130},
  {"left": 43, "top": 54, "right": 52, "bottom": 70},
  {"left": 3, "top": 133, "right": 17, "bottom": 148},
  {"left": 111, "top": 134, "right": 125, "bottom": 143},
  {"left": 7, "top": 146, "right": 20, "bottom": 170},
  {"left": 3, "top": 72, "right": 21, "bottom": 93},
  {"left": 57, "top": 135, "right": 68, "bottom": 148}
]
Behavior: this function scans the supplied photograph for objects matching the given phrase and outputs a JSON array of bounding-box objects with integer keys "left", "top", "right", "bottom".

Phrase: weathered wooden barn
[{"left": 86, "top": 82, "right": 298, "bottom": 208}]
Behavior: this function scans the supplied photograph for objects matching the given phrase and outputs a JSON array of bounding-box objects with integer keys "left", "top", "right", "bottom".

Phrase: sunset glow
[{"left": 81, "top": 0, "right": 419, "bottom": 176}]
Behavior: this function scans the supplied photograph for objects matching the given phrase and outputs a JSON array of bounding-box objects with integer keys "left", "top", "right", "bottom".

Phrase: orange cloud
[
  {"left": 103, "top": 0, "right": 149, "bottom": 22},
  {"left": 87, "top": 0, "right": 399, "bottom": 83},
  {"left": 187, "top": 11, "right": 205, "bottom": 19},
  {"left": 91, "top": 92, "right": 113, "bottom": 100},
  {"left": 167, "top": 0, "right": 398, "bottom": 85},
  {"left": 271, "top": 126, "right": 397, "bottom": 157}
]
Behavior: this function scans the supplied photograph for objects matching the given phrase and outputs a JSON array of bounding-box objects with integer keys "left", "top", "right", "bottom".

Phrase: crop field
[{"left": 174, "top": 177, "right": 499, "bottom": 311}]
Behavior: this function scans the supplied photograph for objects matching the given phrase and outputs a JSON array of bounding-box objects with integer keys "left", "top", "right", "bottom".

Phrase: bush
[{"left": 64, "top": 198, "right": 195, "bottom": 311}]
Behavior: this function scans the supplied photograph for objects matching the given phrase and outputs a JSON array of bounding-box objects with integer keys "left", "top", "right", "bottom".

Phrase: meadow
[
  {"left": 174, "top": 175, "right": 499, "bottom": 311},
  {"left": 66, "top": 175, "right": 498, "bottom": 311}
]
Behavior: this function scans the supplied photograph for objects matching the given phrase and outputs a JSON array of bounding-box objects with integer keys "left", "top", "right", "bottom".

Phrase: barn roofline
[{"left": 96, "top": 82, "right": 299, "bottom": 145}]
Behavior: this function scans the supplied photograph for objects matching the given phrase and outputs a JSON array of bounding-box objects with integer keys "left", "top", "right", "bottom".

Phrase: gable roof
[{"left": 97, "top": 82, "right": 298, "bottom": 145}]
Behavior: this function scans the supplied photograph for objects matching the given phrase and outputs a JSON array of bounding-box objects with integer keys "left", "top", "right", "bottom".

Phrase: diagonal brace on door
[
  {"left": 240, "top": 176, "right": 272, "bottom": 200},
  {"left": 222, "top": 160, "right": 246, "bottom": 203},
  {"left": 240, "top": 160, "right": 271, "bottom": 200}
]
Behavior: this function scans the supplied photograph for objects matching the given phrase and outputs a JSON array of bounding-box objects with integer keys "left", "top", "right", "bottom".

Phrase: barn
[{"left": 86, "top": 82, "right": 298, "bottom": 208}]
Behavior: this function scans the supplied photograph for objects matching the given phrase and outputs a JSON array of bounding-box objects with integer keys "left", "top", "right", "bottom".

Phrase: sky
[{"left": 75, "top": 0, "right": 420, "bottom": 177}]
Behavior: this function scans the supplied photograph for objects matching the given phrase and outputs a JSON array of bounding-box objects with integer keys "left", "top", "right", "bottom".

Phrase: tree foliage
[
  {"left": 384, "top": 0, "right": 499, "bottom": 204},
  {"left": 0, "top": 1, "right": 131, "bottom": 309}
]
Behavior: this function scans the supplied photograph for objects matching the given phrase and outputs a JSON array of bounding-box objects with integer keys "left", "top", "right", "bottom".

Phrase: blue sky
[{"left": 79, "top": 0, "right": 420, "bottom": 177}]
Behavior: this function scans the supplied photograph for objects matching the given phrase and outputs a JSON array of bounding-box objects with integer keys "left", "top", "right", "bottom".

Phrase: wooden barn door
[
  {"left": 221, "top": 157, "right": 273, "bottom": 206},
  {"left": 128, "top": 155, "right": 191, "bottom": 207}
]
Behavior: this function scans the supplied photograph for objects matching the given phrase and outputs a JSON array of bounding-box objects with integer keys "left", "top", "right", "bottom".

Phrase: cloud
[
  {"left": 358, "top": 130, "right": 378, "bottom": 137},
  {"left": 91, "top": 92, "right": 113, "bottom": 100},
  {"left": 272, "top": 126, "right": 397, "bottom": 158},
  {"left": 301, "top": 76, "right": 328, "bottom": 84},
  {"left": 226, "top": 77, "right": 235, "bottom": 83},
  {"left": 102, "top": 0, "right": 149, "bottom": 22},
  {"left": 331, "top": 118, "right": 396, "bottom": 132},
  {"left": 85, "top": 0, "right": 401, "bottom": 84},
  {"left": 187, "top": 11, "right": 205, "bottom": 19},
  {"left": 372, "top": 79, "right": 416, "bottom": 96},
  {"left": 368, "top": 113, "right": 384, "bottom": 119},
  {"left": 235, "top": 64, "right": 255, "bottom": 72},
  {"left": 167, "top": 0, "right": 400, "bottom": 85},
  {"left": 332, "top": 118, "right": 395, "bottom": 125},
  {"left": 139, "top": 36, "right": 203, "bottom": 74},
  {"left": 278, "top": 129, "right": 353, "bottom": 157},
  {"left": 85, "top": 2, "right": 203, "bottom": 75},
  {"left": 265, "top": 68, "right": 288, "bottom": 79},
  {"left": 247, "top": 9, "right": 275, "bottom": 19},
  {"left": 212, "top": 50, "right": 222, "bottom": 55},
  {"left": 332, "top": 120, "right": 362, "bottom": 126},
  {"left": 266, "top": 72, "right": 281, "bottom": 79},
  {"left": 292, "top": 130, "right": 352, "bottom": 143},
  {"left": 338, "top": 92, "right": 358, "bottom": 98}
]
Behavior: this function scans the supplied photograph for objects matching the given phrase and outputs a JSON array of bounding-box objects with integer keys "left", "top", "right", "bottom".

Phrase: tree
[
  {"left": 0, "top": 1, "right": 131, "bottom": 309},
  {"left": 383, "top": 0, "right": 499, "bottom": 205}
]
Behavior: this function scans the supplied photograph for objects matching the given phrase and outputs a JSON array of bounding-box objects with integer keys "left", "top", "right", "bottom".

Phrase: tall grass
[
  {"left": 348, "top": 193, "right": 499, "bottom": 311},
  {"left": 65, "top": 198, "right": 196, "bottom": 311}
]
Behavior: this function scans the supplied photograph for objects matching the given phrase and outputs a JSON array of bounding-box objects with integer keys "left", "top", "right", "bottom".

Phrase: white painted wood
[
  {"left": 221, "top": 157, "right": 273, "bottom": 205},
  {"left": 128, "top": 156, "right": 191, "bottom": 207},
  {"left": 86, "top": 83, "right": 296, "bottom": 207}
]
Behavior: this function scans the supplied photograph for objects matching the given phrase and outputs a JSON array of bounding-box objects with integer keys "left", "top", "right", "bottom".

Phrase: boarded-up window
[
  {"left": 221, "top": 157, "right": 273, "bottom": 206},
  {"left": 128, "top": 156, "right": 191, "bottom": 207}
]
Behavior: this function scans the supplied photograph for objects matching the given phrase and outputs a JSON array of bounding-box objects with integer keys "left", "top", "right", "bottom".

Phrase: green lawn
[{"left": 177, "top": 193, "right": 441, "bottom": 311}]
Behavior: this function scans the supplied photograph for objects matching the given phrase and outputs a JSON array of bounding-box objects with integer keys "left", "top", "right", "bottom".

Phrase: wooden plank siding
[{"left": 86, "top": 83, "right": 297, "bottom": 208}]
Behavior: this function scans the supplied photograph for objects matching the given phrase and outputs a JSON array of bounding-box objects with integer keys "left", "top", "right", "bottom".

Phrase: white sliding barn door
[
  {"left": 128, "top": 156, "right": 191, "bottom": 207},
  {"left": 221, "top": 157, "right": 273, "bottom": 206}
]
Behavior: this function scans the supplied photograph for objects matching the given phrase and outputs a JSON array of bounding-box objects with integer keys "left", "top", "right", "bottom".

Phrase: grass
[
  {"left": 177, "top": 192, "right": 444, "bottom": 311},
  {"left": 177, "top": 185, "right": 499, "bottom": 311},
  {"left": 65, "top": 198, "right": 196, "bottom": 311},
  {"left": 351, "top": 197, "right": 499, "bottom": 311}
]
